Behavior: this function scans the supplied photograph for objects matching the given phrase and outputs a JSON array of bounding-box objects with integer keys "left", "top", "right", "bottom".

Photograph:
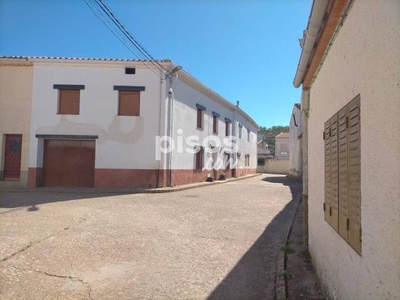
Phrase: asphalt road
[{"left": 0, "top": 174, "right": 300, "bottom": 300}]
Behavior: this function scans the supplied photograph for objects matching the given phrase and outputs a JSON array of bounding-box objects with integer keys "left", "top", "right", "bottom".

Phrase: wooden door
[
  {"left": 3, "top": 134, "right": 22, "bottom": 179},
  {"left": 43, "top": 140, "right": 95, "bottom": 187}
]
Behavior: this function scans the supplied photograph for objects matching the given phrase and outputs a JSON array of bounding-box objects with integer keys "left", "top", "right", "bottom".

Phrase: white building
[
  {"left": 288, "top": 103, "right": 302, "bottom": 178},
  {"left": 293, "top": 0, "right": 400, "bottom": 299},
  {"left": 274, "top": 132, "right": 289, "bottom": 160},
  {"left": 0, "top": 56, "right": 258, "bottom": 188}
]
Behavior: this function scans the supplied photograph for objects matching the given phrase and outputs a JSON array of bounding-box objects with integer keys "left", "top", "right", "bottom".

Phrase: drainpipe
[
  {"left": 232, "top": 101, "right": 238, "bottom": 177},
  {"left": 156, "top": 70, "right": 164, "bottom": 188},
  {"left": 165, "top": 66, "right": 182, "bottom": 187},
  {"left": 293, "top": 0, "right": 330, "bottom": 88}
]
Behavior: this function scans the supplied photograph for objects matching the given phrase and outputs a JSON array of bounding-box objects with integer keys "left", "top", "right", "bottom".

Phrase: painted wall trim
[
  {"left": 53, "top": 84, "right": 85, "bottom": 90},
  {"left": 225, "top": 117, "right": 232, "bottom": 123},
  {"left": 212, "top": 111, "right": 220, "bottom": 118},
  {"left": 113, "top": 85, "right": 145, "bottom": 91},
  {"left": 35, "top": 134, "right": 99, "bottom": 140}
]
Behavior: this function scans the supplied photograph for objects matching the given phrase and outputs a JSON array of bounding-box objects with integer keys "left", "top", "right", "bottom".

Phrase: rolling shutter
[
  {"left": 118, "top": 91, "right": 140, "bottom": 116},
  {"left": 347, "top": 95, "right": 361, "bottom": 253},
  {"left": 59, "top": 90, "right": 80, "bottom": 115}
]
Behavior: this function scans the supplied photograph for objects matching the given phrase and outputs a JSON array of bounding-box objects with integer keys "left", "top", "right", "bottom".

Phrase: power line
[
  {"left": 87, "top": 0, "right": 169, "bottom": 76},
  {"left": 83, "top": 0, "right": 169, "bottom": 76}
]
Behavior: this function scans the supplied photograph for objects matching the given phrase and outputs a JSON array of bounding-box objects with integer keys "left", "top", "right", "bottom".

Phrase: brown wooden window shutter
[
  {"left": 324, "top": 95, "right": 361, "bottom": 254},
  {"left": 118, "top": 91, "right": 140, "bottom": 116},
  {"left": 213, "top": 116, "right": 218, "bottom": 134},
  {"left": 197, "top": 108, "right": 203, "bottom": 129},
  {"left": 347, "top": 95, "right": 361, "bottom": 253},
  {"left": 59, "top": 90, "right": 80, "bottom": 115}
]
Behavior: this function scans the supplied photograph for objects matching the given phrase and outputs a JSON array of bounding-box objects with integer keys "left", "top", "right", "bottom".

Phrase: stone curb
[
  {"left": 275, "top": 178, "right": 303, "bottom": 300},
  {"left": 0, "top": 173, "right": 261, "bottom": 194}
]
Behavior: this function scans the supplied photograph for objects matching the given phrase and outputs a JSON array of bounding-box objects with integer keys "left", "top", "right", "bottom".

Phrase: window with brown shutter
[
  {"left": 195, "top": 147, "right": 204, "bottom": 169},
  {"left": 58, "top": 89, "right": 80, "bottom": 115},
  {"left": 213, "top": 116, "right": 218, "bottom": 134},
  {"left": 225, "top": 119, "right": 231, "bottom": 136},
  {"left": 197, "top": 108, "right": 203, "bottom": 129},
  {"left": 324, "top": 94, "right": 361, "bottom": 254},
  {"left": 118, "top": 91, "right": 140, "bottom": 116}
]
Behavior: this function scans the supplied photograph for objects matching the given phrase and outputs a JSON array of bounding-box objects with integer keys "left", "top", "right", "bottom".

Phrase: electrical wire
[
  {"left": 92, "top": 0, "right": 169, "bottom": 75},
  {"left": 83, "top": 0, "right": 168, "bottom": 78}
]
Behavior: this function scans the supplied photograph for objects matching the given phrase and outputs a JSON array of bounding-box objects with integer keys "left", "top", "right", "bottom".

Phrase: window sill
[{"left": 196, "top": 127, "right": 204, "bottom": 131}]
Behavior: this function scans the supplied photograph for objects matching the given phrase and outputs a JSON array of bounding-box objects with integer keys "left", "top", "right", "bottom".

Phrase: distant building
[
  {"left": 289, "top": 103, "right": 302, "bottom": 178},
  {"left": 257, "top": 140, "right": 271, "bottom": 165},
  {"left": 275, "top": 132, "right": 289, "bottom": 160}
]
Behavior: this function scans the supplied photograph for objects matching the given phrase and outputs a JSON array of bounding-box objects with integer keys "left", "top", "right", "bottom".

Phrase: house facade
[
  {"left": 274, "top": 132, "right": 289, "bottom": 160},
  {"left": 293, "top": 0, "right": 400, "bottom": 299},
  {"left": 0, "top": 56, "right": 257, "bottom": 188},
  {"left": 288, "top": 103, "right": 302, "bottom": 178}
]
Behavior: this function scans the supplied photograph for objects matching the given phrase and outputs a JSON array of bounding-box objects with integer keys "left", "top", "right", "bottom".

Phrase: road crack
[
  {"left": 1, "top": 217, "right": 88, "bottom": 264},
  {"left": 12, "top": 266, "right": 94, "bottom": 299}
]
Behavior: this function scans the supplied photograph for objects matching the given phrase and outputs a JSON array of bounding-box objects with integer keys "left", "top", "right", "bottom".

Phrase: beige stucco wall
[
  {"left": 0, "top": 65, "right": 33, "bottom": 185},
  {"left": 257, "top": 159, "right": 289, "bottom": 175},
  {"left": 307, "top": 0, "right": 400, "bottom": 299}
]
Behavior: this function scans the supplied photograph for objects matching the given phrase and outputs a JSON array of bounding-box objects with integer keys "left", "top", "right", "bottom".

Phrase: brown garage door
[{"left": 43, "top": 140, "right": 95, "bottom": 187}]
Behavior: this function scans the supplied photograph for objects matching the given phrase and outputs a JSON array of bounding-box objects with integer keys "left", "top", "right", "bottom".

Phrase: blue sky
[{"left": 0, "top": 0, "right": 311, "bottom": 128}]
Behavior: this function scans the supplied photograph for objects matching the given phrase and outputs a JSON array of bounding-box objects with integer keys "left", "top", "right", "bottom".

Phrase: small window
[
  {"left": 197, "top": 108, "right": 204, "bottom": 129},
  {"left": 225, "top": 119, "right": 231, "bottom": 136},
  {"left": 247, "top": 129, "right": 250, "bottom": 142},
  {"left": 239, "top": 125, "right": 242, "bottom": 138},
  {"left": 195, "top": 146, "right": 204, "bottom": 169},
  {"left": 213, "top": 116, "right": 218, "bottom": 134},
  {"left": 225, "top": 153, "right": 231, "bottom": 170},
  {"left": 196, "top": 104, "right": 206, "bottom": 129},
  {"left": 58, "top": 89, "right": 80, "bottom": 115},
  {"left": 118, "top": 91, "right": 140, "bottom": 116},
  {"left": 125, "top": 67, "right": 136, "bottom": 74},
  {"left": 245, "top": 154, "right": 250, "bottom": 167}
]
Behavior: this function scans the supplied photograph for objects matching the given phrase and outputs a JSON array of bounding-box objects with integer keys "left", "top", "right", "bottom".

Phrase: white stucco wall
[
  {"left": 307, "top": 1, "right": 400, "bottom": 299},
  {"left": 275, "top": 138, "right": 289, "bottom": 160},
  {"left": 257, "top": 159, "right": 289, "bottom": 175},
  {"left": 289, "top": 105, "right": 302, "bottom": 177},
  {"left": 171, "top": 77, "right": 257, "bottom": 171},
  {"left": 29, "top": 61, "right": 166, "bottom": 170},
  {"left": 0, "top": 65, "right": 33, "bottom": 184}
]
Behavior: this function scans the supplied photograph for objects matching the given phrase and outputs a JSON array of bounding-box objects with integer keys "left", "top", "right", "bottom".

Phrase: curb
[
  {"left": 275, "top": 194, "right": 303, "bottom": 300},
  {"left": 0, "top": 173, "right": 261, "bottom": 194}
]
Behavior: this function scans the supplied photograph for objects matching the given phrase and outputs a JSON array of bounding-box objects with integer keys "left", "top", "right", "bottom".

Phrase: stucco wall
[
  {"left": 170, "top": 77, "right": 257, "bottom": 184},
  {"left": 0, "top": 65, "right": 33, "bottom": 185},
  {"left": 307, "top": 1, "right": 400, "bottom": 299},
  {"left": 275, "top": 138, "right": 289, "bottom": 160},
  {"left": 289, "top": 105, "right": 302, "bottom": 177},
  {"left": 257, "top": 159, "right": 289, "bottom": 175},
  {"left": 29, "top": 62, "right": 165, "bottom": 171}
]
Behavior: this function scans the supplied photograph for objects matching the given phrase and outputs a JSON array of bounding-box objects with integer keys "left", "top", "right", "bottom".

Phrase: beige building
[
  {"left": 293, "top": 0, "right": 400, "bottom": 299},
  {"left": 0, "top": 61, "right": 33, "bottom": 185},
  {"left": 274, "top": 132, "right": 289, "bottom": 160}
]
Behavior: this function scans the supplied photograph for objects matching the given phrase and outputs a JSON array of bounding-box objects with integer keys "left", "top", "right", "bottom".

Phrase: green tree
[{"left": 258, "top": 125, "right": 289, "bottom": 154}]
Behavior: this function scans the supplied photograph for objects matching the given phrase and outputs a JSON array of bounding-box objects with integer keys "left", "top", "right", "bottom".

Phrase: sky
[{"left": 0, "top": 0, "right": 312, "bottom": 128}]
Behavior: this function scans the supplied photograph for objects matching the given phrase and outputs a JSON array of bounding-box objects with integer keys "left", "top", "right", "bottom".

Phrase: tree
[{"left": 258, "top": 125, "right": 289, "bottom": 154}]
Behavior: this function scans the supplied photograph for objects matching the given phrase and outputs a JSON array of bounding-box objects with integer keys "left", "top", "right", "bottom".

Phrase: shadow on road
[
  {"left": 0, "top": 191, "right": 118, "bottom": 212},
  {"left": 207, "top": 175, "right": 301, "bottom": 300}
]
